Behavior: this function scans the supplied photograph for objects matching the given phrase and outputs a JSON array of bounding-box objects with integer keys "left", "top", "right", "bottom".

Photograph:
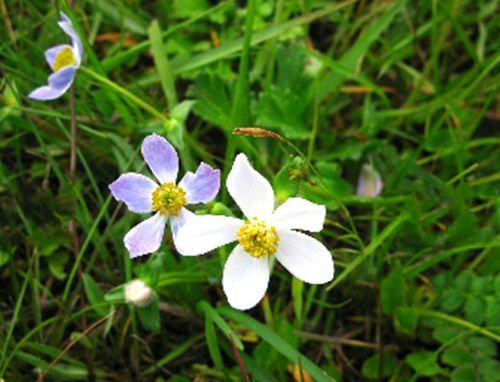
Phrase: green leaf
[
  {"left": 292, "top": 277, "right": 304, "bottom": 324},
  {"left": 472, "top": 276, "right": 491, "bottom": 295},
  {"left": 494, "top": 275, "right": 500, "bottom": 297},
  {"left": 82, "top": 273, "right": 108, "bottom": 317},
  {"left": 138, "top": 294, "right": 161, "bottom": 332},
  {"left": 433, "top": 326, "right": 462, "bottom": 344},
  {"left": 170, "top": 2, "right": 356, "bottom": 76},
  {"left": 454, "top": 271, "right": 473, "bottom": 292},
  {"left": 442, "top": 346, "right": 473, "bottom": 367},
  {"left": 406, "top": 351, "right": 441, "bottom": 376},
  {"left": 451, "top": 366, "right": 476, "bottom": 382},
  {"left": 328, "top": 213, "right": 407, "bottom": 290},
  {"left": 441, "top": 289, "right": 464, "bottom": 313},
  {"left": 218, "top": 307, "right": 335, "bottom": 381},
  {"left": 104, "top": 284, "right": 125, "bottom": 303},
  {"left": 361, "top": 352, "right": 398, "bottom": 379},
  {"left": 395, "top": 306, "right": 418, "bottom": 336},
  {"left": 273, "top": 156, "right": 302, "bottom": 202},
  {"left": 466, "top": 336, "right": 497, "bottom": 358},
  {"left": 230, "top": 0, "right": 256, "bottom": 126},
  {"left": 318, "top": 0, "right": 406, "bottom": 100},
  {"left": 464, "top": 295, "right": 486, "bottom": 325},
  {"left": 204, "top": 312, "right": 225, "bottom": 372},
  {"left": 95, "top": 1, "right": 148, "bottom": 35},
  {"left": 254, "top": 46, "right": 313, "bottom": 139},
  {"left": 148, "top": 19, "right": 178, "bottom": 109},
  {"left": 478, "top": 358, "right": 500, "bottom": 382},
  {"left": 140, "top": 251, "right": 168, "bottom": 287},
  {"left": 486, "top": 296, "right": 500, "bottom": 328},
  {"left": 380, "top": 267, "right": 405, "bottom": 315},
  {"left": 190, "top": 73, "right": 233, "bottom": 131},
  {"left": 198, "top": 301, "right": 243, "bottom": 349},
  {"left": 48, "top": 253, "right": 69, "bottom": 281}
]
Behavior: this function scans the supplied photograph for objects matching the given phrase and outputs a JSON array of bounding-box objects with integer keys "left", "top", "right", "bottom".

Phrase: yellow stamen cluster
[
  {"left": 237, "top": 218, "right": 279, "bottom": 258},
  {"left": 152, "top": 183, "right": 186, "bottom": 217},
  {"left": 52, "top": 47, "right": 76, "bottom": 71}
]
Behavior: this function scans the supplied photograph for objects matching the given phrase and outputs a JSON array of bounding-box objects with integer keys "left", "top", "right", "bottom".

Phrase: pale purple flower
[
  {"left": 357, "top": 163, "right": 383, "bottom": 198},
  {"left": 28, "top": 12, "right": 83, "bottom": 101},
  {"left": 175, "top": 153, "right": 334, "bottom": 310},
  {"left": 109, "top": 134, "right": 220, "bottom": 259}
]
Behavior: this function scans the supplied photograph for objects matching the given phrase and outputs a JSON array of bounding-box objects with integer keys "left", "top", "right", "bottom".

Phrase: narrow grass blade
[{"left": 218, "top": 307, "right": 336, "bottom": 382}]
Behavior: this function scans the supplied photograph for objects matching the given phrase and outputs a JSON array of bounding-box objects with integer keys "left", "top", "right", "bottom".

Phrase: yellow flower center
[
  {"left": 52, "top": 47, "right": 76, "bottom": 71},
  {"left": 237, "top": 218, "right": 279, "bottom": 258},
  {"left": 151, "top": 183, "right": 186, "bottom": 217}
]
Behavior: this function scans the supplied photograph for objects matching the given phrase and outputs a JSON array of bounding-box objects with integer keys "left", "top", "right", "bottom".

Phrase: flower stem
[
  {"left": 420, "top": 310, "right": 500, "bottom": 342},
  {"left": 229, "top": 337, "right": 250, "bottom": 382},
  {"left": 79, "top": 66, "right": 168, "bottom": 122},
  {"left": 69, "top": 86, "right": 77, "bottom": 180}
]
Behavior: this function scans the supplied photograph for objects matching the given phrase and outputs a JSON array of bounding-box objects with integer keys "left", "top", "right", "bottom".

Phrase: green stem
[
  {"left": 79, "top": 66, "right": 167, "bottom": 122},
  {"left": 420, "top": 310, "right": 500, "bottom": 342}
]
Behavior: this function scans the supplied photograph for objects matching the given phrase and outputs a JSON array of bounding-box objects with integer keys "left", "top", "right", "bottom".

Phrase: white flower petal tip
[
  {"left": 222, "top": 245, "right": 270, "bottom": 310},
  {"left": 357, "top": 164, "right": 383, "bottom": 198},
  {"left": 276, "top": 230, "right": 334, "bottom": 284},
  {"left": 227, "top": 153, "right": 274, "bottom": 220},
  {"left": 141, "top": 134, "right": 179, "bottom": 184},
  {"left": 272, "top": 197, "right": 326, "bottom": 232},
  {"left": 179, "top": 163, "right": 220, "bottom": 204},
  {"left": 59, "top": 11, "right": 71, "bottom": 23},
  {"left": 124, "top": 213, "right": 167, "bottom": 259},
  {"left": 108, "top": 173, "right": 157, "bottom": 213},
  {"left": 125, "top": 279, "right": 153, "bottom": 307},
  {"left": 175, "top": 214, "right": 242, "bottom": 256}
]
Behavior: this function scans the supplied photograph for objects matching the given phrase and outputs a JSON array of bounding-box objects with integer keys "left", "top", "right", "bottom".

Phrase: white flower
[
  {"left": 357, "top": 163, "right": 383, "bottom": 198},
  {"left": 125, "top": 279, "right": 153, "bottom": 307},
  {"left": 176, "top": 153, "right": 334, "bottom": 310}
]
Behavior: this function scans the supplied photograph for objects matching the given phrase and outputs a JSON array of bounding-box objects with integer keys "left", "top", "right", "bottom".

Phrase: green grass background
[{"left": 0, "top": 0, "right": 499, "bottom": 381}]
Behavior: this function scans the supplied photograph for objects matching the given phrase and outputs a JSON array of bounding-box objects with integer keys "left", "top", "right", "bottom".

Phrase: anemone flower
[
  {"left": 28, "top": 12, "right": 83, "bottom": 101},
  {"left": 109, "top": 134, "right": 220, "bottom": 259},
  {"left": 175, "top": 153, "right": 334, "bottom": 310},
  {"left": 357, "top": 163, "right": 383, "bottom": 198}
]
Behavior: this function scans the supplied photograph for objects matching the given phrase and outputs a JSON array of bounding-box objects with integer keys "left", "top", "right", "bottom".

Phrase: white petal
[
  {"left": 222, "top": 245, "right": 270, "bottom": 310},
  {"left": 170, "top": 208, "right": 195, "bottom": 249},
  {"left": 175, "top": 214, "right": 242, "bottom": 256},
  {"left": 275, "top": 230, "right": 334, "bottom": 284},
  {"left": 227, "top": 153, "right": 274, "bottom": 220},
  {"left": 271, "top": 197, "right": 326, "bottom": 232},
  {"left": 124, "top": 213, "right": 167, "bottom": 259}
]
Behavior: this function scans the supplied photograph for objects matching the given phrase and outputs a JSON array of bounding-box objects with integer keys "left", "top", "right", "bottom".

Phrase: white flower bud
[
  {"left": 124, "top": 279, "right": 153, "bottom": 307},
  {"left": 357, "top": 164, "right": 383, "bottom": 198}
]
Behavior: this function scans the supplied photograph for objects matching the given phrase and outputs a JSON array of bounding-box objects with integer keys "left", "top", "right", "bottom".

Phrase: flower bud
[
  {"left": 124, "top": 279, "right": 153, "bottom": 307},
  {"left": 357, "top": 164, "right": 383, "bottom": 198}
]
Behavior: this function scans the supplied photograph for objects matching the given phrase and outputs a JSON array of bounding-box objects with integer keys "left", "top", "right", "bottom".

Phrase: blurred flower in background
[
  {"left": 357, "top": 163, "right": 383, "bottom": 198},
  {"left": 28, "top": 12, "right": 83, "bottom": 101}
]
